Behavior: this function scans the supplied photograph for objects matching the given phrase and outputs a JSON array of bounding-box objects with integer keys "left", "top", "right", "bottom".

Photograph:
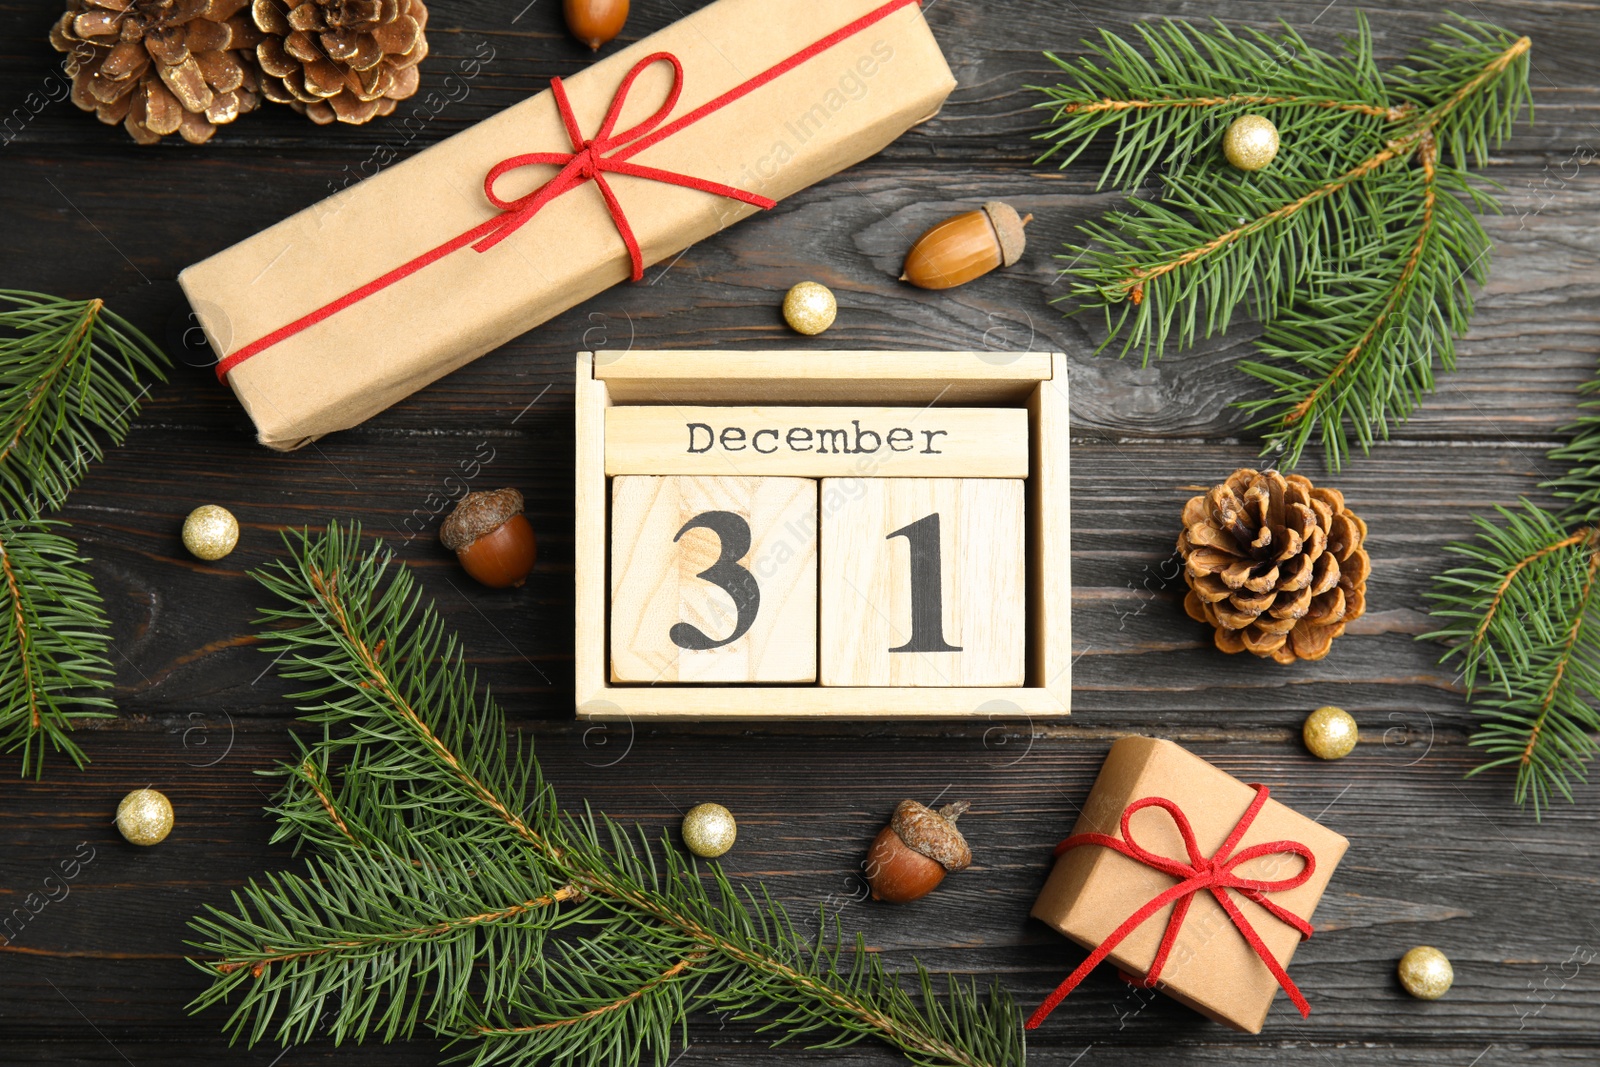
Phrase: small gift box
[
  {"left": 1028, "top": 736, "right": 1348, "bottom": 1033},
  {"left": 179, "top": 0, "right": 955, "bottom": 449}
]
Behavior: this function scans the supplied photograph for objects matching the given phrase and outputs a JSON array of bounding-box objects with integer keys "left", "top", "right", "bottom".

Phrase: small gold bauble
[
  {"left": 182, "top": 505, "right": 239, "bottom": 561},
  {"left": 782, "top": 282, "right": 837, "bottom": 336},
  {"left": 1223, "top": 114, "right": 1280, "bottom": 171},
  {"left": 681, "top": 802, "right": 737, "bottom": 858},
  {"left": 1303, "top": 705, "right": 1359, "bottom": 760},
  {"left": 116, "top": 788, "right": 174, "bottom": 846},
  {"left": 1398, "top": 945, "right": 1454, "bottom": 1000}
]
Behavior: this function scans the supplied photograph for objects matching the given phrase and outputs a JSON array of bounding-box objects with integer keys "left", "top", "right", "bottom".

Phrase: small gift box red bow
[{"left": 1029, "top": 737, "right": 1348, "bottom": 1033}]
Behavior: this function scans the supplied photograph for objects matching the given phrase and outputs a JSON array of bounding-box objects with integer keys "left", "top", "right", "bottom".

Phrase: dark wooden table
[{"left": 3, "top": 0, "right": 1598, "bottom": 1064}]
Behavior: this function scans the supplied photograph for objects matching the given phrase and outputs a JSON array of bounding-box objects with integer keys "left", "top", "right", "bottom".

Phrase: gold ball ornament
[
  {"left": 182, "top": 505, "right": 239, "bottom": 561},
  {"left": 681, "top": 802, "right": 737, "bottom": 858},
  {"left": 783, "top": 282, "right": 837, "bottom": 336},
  {"left": 1398, "top": 945, "right": 1454, "bottom": 1000},
  {"left": 1223, "top": 114, "right": 1280, "bottom": 171},
  {"left": 115, "top": 788, "right": 174, "bottom": 846},
  {"left": 1303, "top": 705, "right": 1359, "bottom": 760}
]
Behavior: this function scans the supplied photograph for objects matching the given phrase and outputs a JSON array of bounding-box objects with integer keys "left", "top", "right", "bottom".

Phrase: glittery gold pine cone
[
  {"left": 50, "top": 0, "right": 264, "bottom": 145},
  {"left": 252, "top": 0, "right": 428, "bottom": 126},
  {"left": 1177, "top": 468, "right": 1370, "bottom": 664}
]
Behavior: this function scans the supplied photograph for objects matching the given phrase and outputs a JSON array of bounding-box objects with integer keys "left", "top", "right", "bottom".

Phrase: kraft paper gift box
[
  {"left": 1030, "top": 736, "right": 1349, "bottom": 1033},
  {"left": 179, "top": 0, "right": 955, "bottom": 449}
]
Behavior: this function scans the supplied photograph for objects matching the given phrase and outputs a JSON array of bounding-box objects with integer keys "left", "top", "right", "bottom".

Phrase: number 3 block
[
  {"left": 820, "top": 478, "right": 1025, "bottom": 687},
  {"left": 610, "top": 476, "right": 818, "bottom": 683}
]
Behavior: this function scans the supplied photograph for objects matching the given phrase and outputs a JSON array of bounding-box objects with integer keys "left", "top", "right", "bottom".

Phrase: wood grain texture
[
  {"left": 575, "top": 351, "right": 612, "bottom": 705},
  {"left": 595, "top": 349, "right": 1053, "bottom": 405},
  {"left": 604, "top": 405, "right": 1030, "bottom": 477},
  {"left": 1029, "top": 358, "right": 1072, "bottom": 709},
  {"left": 2, "top": 0, "right": 1599, "bottom": 1064},
  {"left": 821, "top": 477, "right": 1026, "bottom": 685},
  {"left": 610, "top": 475, "right": 818, "bottom": 682}
]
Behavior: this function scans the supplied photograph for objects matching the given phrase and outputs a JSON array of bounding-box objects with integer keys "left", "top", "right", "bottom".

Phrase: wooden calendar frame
[{"left": 574, "top": 349, "right": 1071, "bottom": 719}]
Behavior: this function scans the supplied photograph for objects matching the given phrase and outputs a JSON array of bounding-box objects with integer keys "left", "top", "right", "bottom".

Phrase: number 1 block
[
  {"left": 611, "top": 476, "right": 818, "bottom": 684},
  {"left": 820, "top": 478, "right": 1026, "bottom": 687}
]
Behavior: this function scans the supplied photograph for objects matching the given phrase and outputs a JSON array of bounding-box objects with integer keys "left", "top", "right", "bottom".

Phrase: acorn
[
  {"left": 864, "top": 799, "right": 971, "bottom": 903},
  {"left": 440, "top": 488, "right": 537, "bottom": 589},
  {"left": 564, "top": 0, "right": 629, "bottom": 51},
  {"left": 900, "top": 201, "right": 1032, "bottom": 290}
]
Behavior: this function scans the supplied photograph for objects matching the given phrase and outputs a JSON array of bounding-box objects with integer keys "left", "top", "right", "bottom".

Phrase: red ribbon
[
  {"left": 1026, "top": 784, "right": 1316, "bottom": 1030},
  {"left": 474, "top": 52, "right": 775, "bottom": 267},
  {"left": 216, "top": 0, "right": 924, "bottom": 380}
]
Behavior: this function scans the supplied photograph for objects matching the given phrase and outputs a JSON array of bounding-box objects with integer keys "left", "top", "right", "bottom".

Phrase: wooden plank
[
  {"left": 8, "top": 421, "right": 1578, "bottom": 723},
  {"left": 4, "top": 154, "right": 1594, "bottom": 445},
  {"left": 595, "top": 349, "right": 1055, "bottom": 383},
  {"left": 574, "top": 353, "right": 610, "bottom": 707},
  {"left": 1034, "top": 353, "right": 1073, "bottom": 707},
  {"left": 2, "top": 725, "right": 1596, "bottom": 1055},
  {"left": 605, "top": 405, "right": 1029, "bottom": 477},
  {"left": 596, "top": 350, "right": 1053, "bottom": 405},
  {"left": 5, "top": 0, "right": 1590, "bottom": 163},
  {"left": 578, "top": 685, "right": 1065, "bottom": 717},
  {"left": 5, "top": 0, "right": 1600, "bottom": 1062},
  {"left": 609, "top": 475, "right": 818, "bottom": 683},
  {"left": 22, "top": 426, "right": 1590, "bottom": 721}
]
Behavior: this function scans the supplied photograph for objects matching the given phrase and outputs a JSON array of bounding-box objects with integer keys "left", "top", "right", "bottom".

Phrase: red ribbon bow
[
  {"left": 1026, "top": 784, "right": 1316, "bottom": 1030},
  {"left": 475, "top": 52, "right": 776, "bottom": 277}
]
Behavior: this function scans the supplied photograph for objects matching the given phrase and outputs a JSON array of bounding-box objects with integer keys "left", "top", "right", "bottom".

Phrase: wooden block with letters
[
  {"left": 575, "top": 350, "right": 1072, "bottom": 719},
  {"left": 820, "top": 478, "right": 1026, "bottom": 687},
  {"left": 610, "top": 475, "right": 818, "bottom": 684},
  {"left": 605, "top": 406, "right": 1028, "bottom": 478}
]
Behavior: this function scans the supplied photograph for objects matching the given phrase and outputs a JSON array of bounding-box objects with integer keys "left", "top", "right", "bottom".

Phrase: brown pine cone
[
  {"left": 1177, "top": 468, "right": 1370, "bottom": 665},
  {"left": 252, "top": 0, "right": 428, "bottom": 126},
  {"left": 50, "top": 0, "right": 263, "bottom": 145}
]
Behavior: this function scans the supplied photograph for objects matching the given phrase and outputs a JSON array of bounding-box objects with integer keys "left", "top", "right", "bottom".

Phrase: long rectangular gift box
[
  {"left": 179, "top": 0, "right": 956, "bottom": 449},
  {"left": 1029, "top": 736, "right": 1348, "bottom": 1033}
]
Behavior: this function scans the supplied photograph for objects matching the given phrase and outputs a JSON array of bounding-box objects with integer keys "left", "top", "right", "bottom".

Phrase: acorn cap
[
  {"left": 982, "top": 201, "right": 1031, "bottom": 268},
  {"left": 440, "top": 488, "right": 525, "bottom": 552},
  {"left": 890, "top": 799, "right": 971, "bottom": 871}
]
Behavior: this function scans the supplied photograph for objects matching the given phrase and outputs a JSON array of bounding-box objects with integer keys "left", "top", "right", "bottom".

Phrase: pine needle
[
  {"left": 187, "top": 524, "right": 1025, "bottom": 1067},
  {"left": 1032, "top": 15, "right": 1532, "bottom": 471}
]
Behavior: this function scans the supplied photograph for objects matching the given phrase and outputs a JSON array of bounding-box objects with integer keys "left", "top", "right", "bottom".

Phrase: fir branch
[
  {"left": 188, "top": 524, "right": 1024, "bottom": 1067},
  {"left": 0, "top": 290, "right": 168, "bottom": 514},
  {"left": 1545, "top": 372, "right": 1600, "bottom": 522},
  {"left": 1428, "top": 514, "right": 1600, "bottom": 816},
  {"left": 1033, "top": 15, "right": 1531, "bottom": 470},
  {"left": 300, "top": 558, "right": 556, "bottom": 854},
  {"left": 1427, "top": 356, "right": 1600, "bottom": 815},
  {"left": 468, "top": 952, "right": 708, "bottom": 1037},
  {"left": 211, "top": 885, "right": 585, "bottom": 979},
  {"left": 191, "top": 838, "right": 592, "bottom": 1047},
  {"left": 1277, "top": 135, "right": 1440, "bottom": 428},
  {"left": 293, "top": 754, "right": 360, "bottom": 845},
  {"left": 0, "top": 517, "right": 117, "bottom": 776},
  {"left": 0, "top": 291, "right": 167, "bottom": 776},
  {"left": 1034, "top": 19, "right": 1391, "bottom": 191}
]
